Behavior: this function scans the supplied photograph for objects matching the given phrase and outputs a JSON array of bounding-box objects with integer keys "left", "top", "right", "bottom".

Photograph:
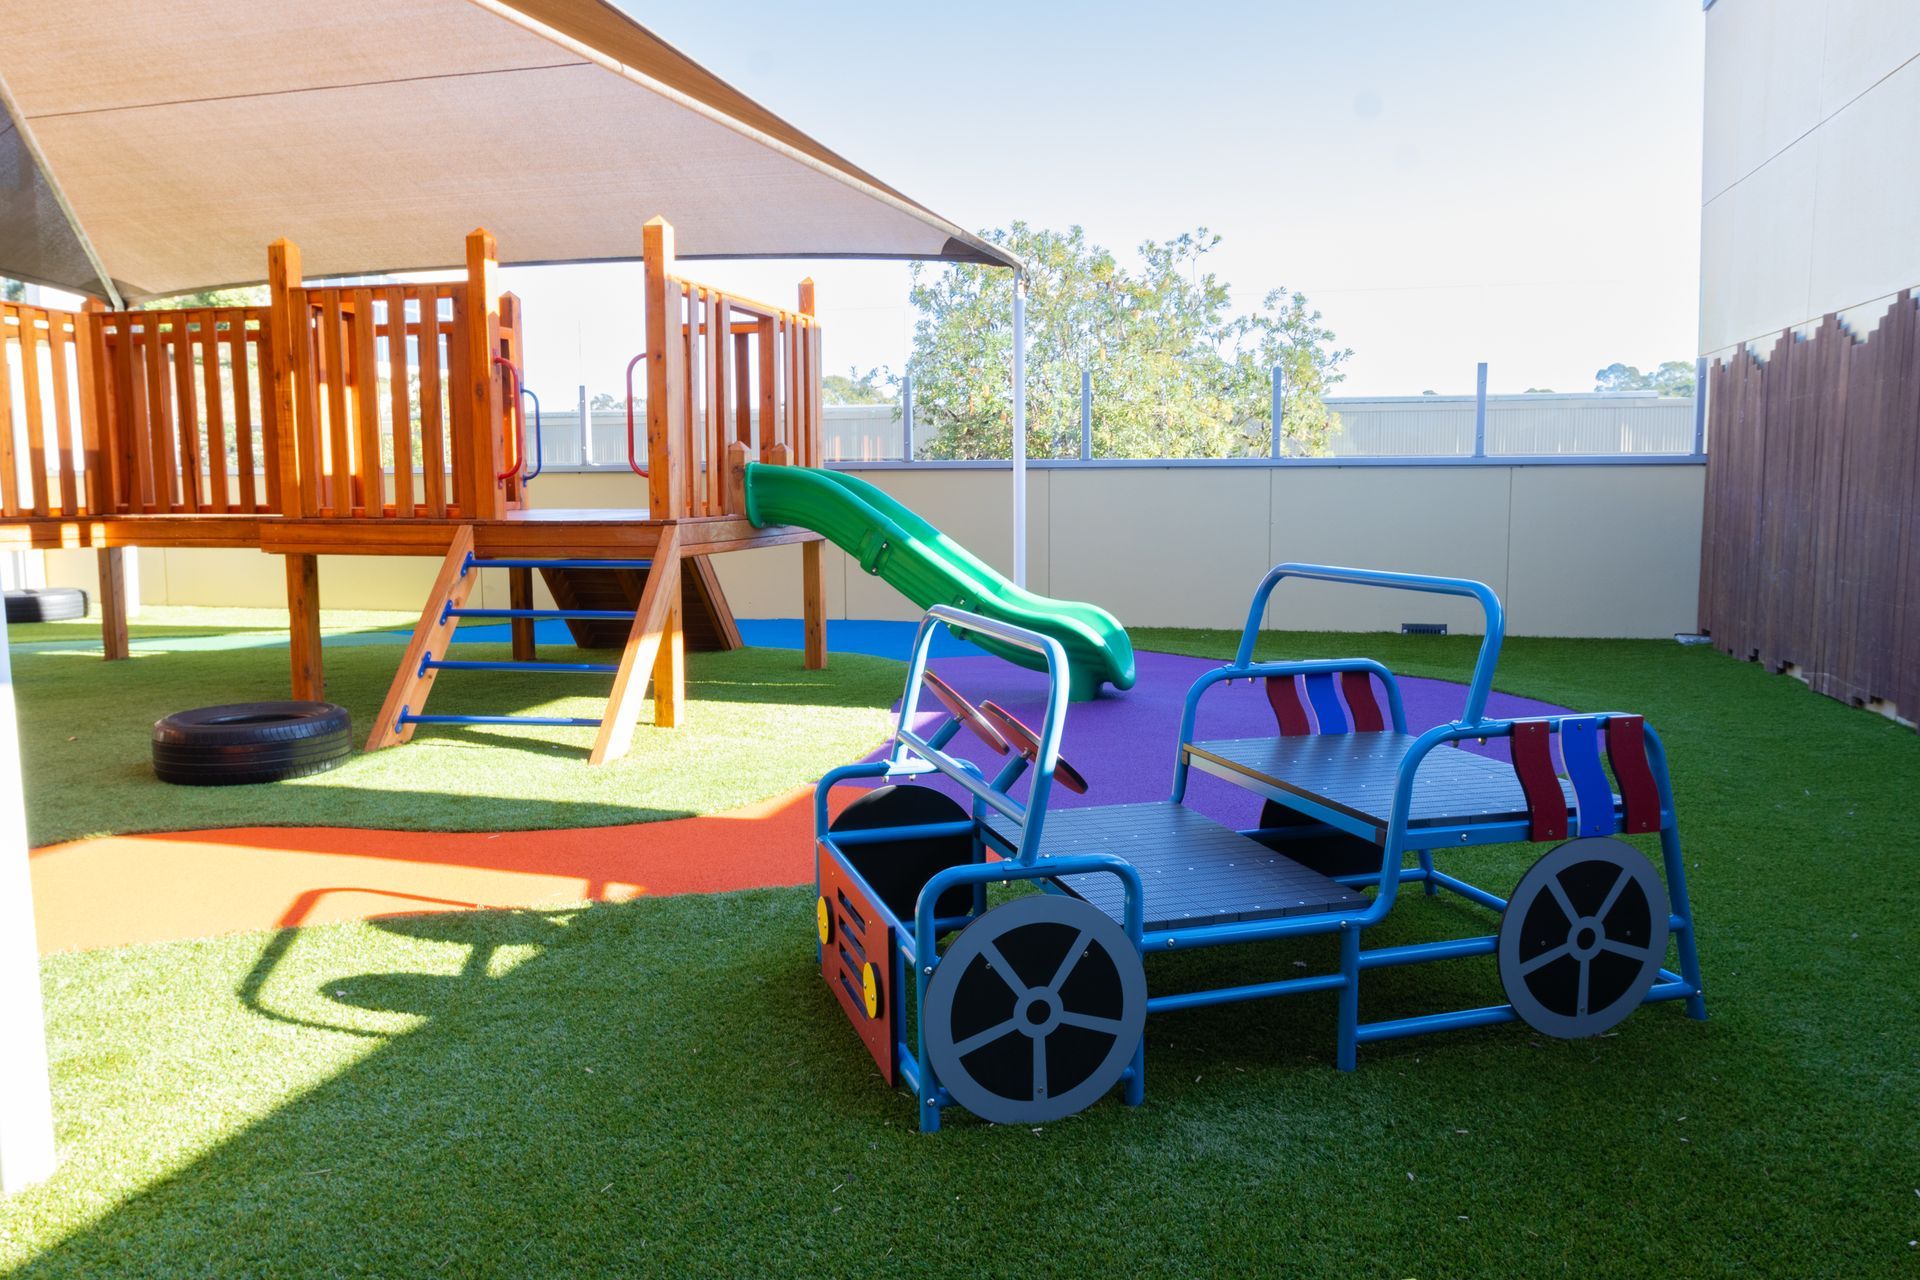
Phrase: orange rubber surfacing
[{"left": 29, "top": 788, "right": 854, "bottom": 955}]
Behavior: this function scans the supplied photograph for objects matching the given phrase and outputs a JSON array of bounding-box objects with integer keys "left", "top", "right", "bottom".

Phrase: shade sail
[{"left": 0, "top": 0, "right": 1016, "bottom": 301}]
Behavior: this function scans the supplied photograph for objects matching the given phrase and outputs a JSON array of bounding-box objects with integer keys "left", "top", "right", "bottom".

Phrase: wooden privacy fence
[
  {"left": 642, "top": 217, "right": 821, "bottom": 519},
  {"left": 1698, "top": 289, "right": 1920, "bottom": 724}
]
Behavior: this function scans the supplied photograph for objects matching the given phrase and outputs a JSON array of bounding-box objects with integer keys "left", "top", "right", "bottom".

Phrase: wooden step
[{"left": 540, "top": 555, "right": 740, "bottom": 652}]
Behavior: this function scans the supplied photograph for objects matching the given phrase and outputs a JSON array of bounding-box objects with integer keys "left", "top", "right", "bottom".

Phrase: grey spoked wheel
[
  {"left": 1498, "top": 837, "right": 1671, "bottom": 1039},
  {"left": 925, "top": 893, "right": 1145, "bottom": 1125}
]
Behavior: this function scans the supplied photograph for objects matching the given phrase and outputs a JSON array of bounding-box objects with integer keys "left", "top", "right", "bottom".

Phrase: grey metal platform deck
[
  {"left": 1185, "top": 731, "right": 1596, "bottom": 840},
  {"left": 985, "top": 802, "right": 1370, "bottom": 932}
]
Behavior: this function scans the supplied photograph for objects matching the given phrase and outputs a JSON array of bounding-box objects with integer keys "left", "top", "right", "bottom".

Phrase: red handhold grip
[{"left": 492, "top": 356, "right": 524, "bottom": 482}]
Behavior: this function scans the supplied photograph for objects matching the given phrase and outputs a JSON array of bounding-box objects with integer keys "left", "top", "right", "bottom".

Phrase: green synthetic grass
[
  {"left": 6, "top": 604, "right": 416, "bottom": 646},
  {"left": 11, "top": 633, "right": 902, "bottom": 846},
  {"left": 3, "top": 631, "right": 1919, "bottom": 1276}
]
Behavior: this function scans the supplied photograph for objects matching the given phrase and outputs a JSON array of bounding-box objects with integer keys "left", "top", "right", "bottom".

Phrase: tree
[
  {"left": 1, "top": 277, "right": 22, "bottom": 302},
  {"left": 823, "top": 366, "right": 893, "bottom": 405},
  {"left": 1524, "top": 387, "right": 1555, "bottom": 394},
  {"left": 142, "top": 286, "right": 268, "bottom": 310},
  {"left": 589, "top": 392, "right": 625, "bottom": 411},
  {"left": 905, "top": 224, "right": 1350, "bottom": 460},
  {"left": 1593, "top": 360, "right": 1695, "bottom": 397}
]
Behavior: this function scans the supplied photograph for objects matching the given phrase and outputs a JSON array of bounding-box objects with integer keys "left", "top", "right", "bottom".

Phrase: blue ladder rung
[
  {"left": 397, "top": 713, "right": 604, "bottom": 728},
  {"left": 424, "top": 658, "right": 618, "bottom": 676},
  {"left": 441, "top": 606, "right": 635, "bottom": 622},
  {"left": 461, "top": 553, "right": 653, "bottom": 573}
]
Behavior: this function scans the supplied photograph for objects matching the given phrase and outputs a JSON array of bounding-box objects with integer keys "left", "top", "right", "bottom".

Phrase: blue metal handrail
[
  {"left": 520, "top": 386, "right": 543, "bottom": 482},
  {"left": 1231, "top": 563, "right": 1506, "bottom": 725},
  {"left": 890, "top": 605, "right": 1071, "bottom": 864}
]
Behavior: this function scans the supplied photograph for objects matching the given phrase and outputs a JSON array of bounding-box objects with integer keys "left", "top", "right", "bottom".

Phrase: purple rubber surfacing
[{"left": 865, "top": 649, "right": 1573, "bottom": 832}]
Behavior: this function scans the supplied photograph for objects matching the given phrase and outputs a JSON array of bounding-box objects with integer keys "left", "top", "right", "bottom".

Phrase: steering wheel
[
  {"left": 920, "top": 671, "right": 1010, "bottom": 755},
  {"left": 979, "top": 701, "right": 1090, "bottom": 795}
]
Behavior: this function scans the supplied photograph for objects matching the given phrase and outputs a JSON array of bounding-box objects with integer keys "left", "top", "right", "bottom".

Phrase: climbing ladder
[{"left": 367, "top": 524, "right": 727, "bottom": 764}]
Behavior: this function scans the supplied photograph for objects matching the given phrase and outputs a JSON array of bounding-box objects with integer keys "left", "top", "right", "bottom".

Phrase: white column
[
  {"left": 1011, "top": 273, "right": 1028, "bottom": 588},
  {"left": 0, "top": 608, "right": 56, "bottom": 1195}
]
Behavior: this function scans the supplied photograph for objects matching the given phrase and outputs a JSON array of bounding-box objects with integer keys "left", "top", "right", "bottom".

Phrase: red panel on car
[{"left": 817, "top": 846, "right": 896, "bottom": 1084}]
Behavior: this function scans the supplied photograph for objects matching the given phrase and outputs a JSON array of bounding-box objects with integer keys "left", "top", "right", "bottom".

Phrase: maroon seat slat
[
  {"left": 1510, "top": 719, "right": 1568, "bottom": 841},
  {"left": 1266, "top": 675, "right": 1312, "bottom": 736},
  {"left": 1605, "top": 715, "right": 1663, "bottom": 834},
  {"left": 1340, "top": 670, "right": 1387, "bottom": 732}
]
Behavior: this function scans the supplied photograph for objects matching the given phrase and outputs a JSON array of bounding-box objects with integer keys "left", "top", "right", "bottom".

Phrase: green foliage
[
  {"left": 141, "top": 285, "right": 268, "bottom": 310},
  {"left": 822, "top": 366, "right": 893, "bottom": 406},
  {"left": 1593, "top": 359, "right": 1695, "bottom": 397},
  {"left": 907, "top": 224, "right": 1350, "bottom": 460},
  {"left": 1, "top": 277, "right": 23, "bottom": 302}
]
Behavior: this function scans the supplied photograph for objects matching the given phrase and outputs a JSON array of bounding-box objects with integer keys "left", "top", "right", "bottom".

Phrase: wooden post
[
  {"left": 590, "top": 524, "right": 682, "bottom": 764},
  {"left": 463, "top": 229, "right": 505, "bottom": 520},
  {"left": 96, "top": 548, "right": 129, "bottom": 661},
  {"left": 265, "top": 240, "right": 307, "bottom": 517},
  {"left": 797, "top": 278, "right": 818, "bottom": 468},
  {"left": 75, "top": 301, "right": 112, "bottom": 515},
  {"left": 802, "top": 538, "right": 827, "bottom": 671},
  {"left": 285, "top": 553, "right": 322, "bottom": 700},
  {"left": 642, "top": 218, "right": 686, "bottom": 518},
  {"left": 509, "top": 565, "right": 536, "bottom": 661},
  {"left": 651, "top": 593, "right": 684, "bottom": 729},
  {"left": 725, "top": 440, "right": 749, "bottom": 516}
]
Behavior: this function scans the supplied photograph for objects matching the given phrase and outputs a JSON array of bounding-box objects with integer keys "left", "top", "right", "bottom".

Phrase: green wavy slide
[{"left": 742, "top": 464, "right": 1135, "bottom": 700}]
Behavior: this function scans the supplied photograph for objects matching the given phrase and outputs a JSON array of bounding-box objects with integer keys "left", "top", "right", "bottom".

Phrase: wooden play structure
[{"left": 0, "top": 218, "right": 828, "bottom": 763}]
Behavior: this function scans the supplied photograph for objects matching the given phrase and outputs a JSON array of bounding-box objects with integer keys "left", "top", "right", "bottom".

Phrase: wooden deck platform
[{"left": 0, "top": 510, "right": 820, "bottom": 558}]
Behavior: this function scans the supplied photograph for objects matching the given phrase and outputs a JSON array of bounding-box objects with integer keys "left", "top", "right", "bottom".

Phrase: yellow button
[
  {"left": 815, "top": 895, "right": 832, "bottom": 946},
  {"left": 861, "top": 961, "right": 882, "bottom": 1020}
]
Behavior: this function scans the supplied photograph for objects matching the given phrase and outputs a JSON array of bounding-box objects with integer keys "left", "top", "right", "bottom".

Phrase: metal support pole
[
  {"left": 1472, "top": 362, "right": 1488, "bottom": 457},
  {"left": 1011, "top": 274, "right": 1028, "bottom": 588},
  {"left": 901, "top": 374, "right": 914, "bottom": 462},
  {"left": 1692, "top": 356, "right": 1708, "bottom": 455},
  {"left": 577, "top": 383, "right": 590, "bottom": 464},
  {"left": 1080, "top": 370, "right": 1092, "bottom": 461},
  {"left": 1270, "top": 364, "right": 1285, "bottom": 458},
  {"left": 0, "top": 607, "right": 56, "bottom": 1194}
]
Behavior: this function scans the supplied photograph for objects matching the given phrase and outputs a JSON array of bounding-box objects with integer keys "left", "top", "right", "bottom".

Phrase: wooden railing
[
  {"left": 269, "top": 230, "right": 521, "bottom": 521},
  {"left": 642, "top": 217, "right": 821, "bottom": 519},
  {"left": 281, "top": 283, "right": 521, "bottom": 519},
  {"left": 2, "top": 224, "right": 816, "bottom": 528},
  {"left": 94, "top": 307, "right": 277, "bottom": 515},
  {"left": 0, "top": 301, "right": 95, "bottom": 517}
]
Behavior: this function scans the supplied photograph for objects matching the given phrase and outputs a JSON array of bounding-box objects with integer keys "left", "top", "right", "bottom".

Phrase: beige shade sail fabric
[{"left": 0, "top": 0, "right": 1016, "bottom": 301}]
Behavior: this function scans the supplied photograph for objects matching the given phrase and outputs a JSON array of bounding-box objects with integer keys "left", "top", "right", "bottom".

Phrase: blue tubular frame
[
  {"left": 519, "top": 387, "right": 543, "bottom": 482},
  {"left": 811, "top": 571, "right": 1706, "bottom": 1129},
  {"left": 1167, "top": 562, "right": 1704, "bottom": 1069},
  {"left": 813, "top": 608, "right": 1101, "bottom": 1130}
]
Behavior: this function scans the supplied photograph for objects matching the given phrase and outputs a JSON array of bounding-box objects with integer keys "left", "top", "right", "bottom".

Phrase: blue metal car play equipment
[{"left": 811, "top": 565, "right": 1707, "bottom": 1130}]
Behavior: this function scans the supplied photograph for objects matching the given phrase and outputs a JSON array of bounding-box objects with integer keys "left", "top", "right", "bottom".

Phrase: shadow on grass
[{"left": 6, "top": 885, "right": 1742, "bottom": 1278}]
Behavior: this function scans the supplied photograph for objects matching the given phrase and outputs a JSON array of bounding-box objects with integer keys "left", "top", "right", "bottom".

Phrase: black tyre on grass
[
  {"left": 151, "top": 702, "right": 353, "bottom": 786},
  {"left": 6, "top": 587, "right": 88, "bottom": 623}
]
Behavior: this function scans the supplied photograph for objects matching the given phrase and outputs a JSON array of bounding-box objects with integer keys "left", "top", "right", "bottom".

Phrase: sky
[{"left": 422, "top": 2, "right": 1709, "bottom": 404}]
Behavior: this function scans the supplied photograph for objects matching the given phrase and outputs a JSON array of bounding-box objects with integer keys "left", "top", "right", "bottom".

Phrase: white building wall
[
  {"left": 1701, "top": 0, "right": 1920, "bottom": 353},
  {"left": 39, "top": 463, "right": 1705, "bottom": 640}
]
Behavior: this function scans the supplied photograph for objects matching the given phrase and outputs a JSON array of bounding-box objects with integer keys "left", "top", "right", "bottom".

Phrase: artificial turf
[
  {"left": 2, "top": 629, "right": 1918, "bottom": 1276},
  {"left": 10, "top": 627, "right": 903, "bottom": 846}
]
